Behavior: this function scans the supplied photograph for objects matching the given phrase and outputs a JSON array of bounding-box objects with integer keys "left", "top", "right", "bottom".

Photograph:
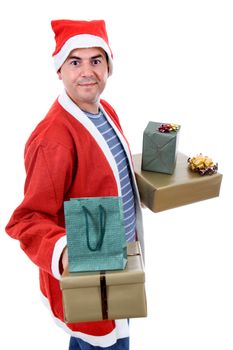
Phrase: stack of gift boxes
[
  {"left": 134, "top": 121, "right": 222, "bottom": 212},
  {"left": 60, "top": 120, "right": 223, "bottom": 324},
  {"left": 60, "top": 197, "right": 147, "bottom": 323}
]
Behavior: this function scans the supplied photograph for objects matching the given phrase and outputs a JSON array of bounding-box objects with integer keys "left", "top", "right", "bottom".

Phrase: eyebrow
[{"left": 68, "top": 54, "right": 104, "bottom": 61}]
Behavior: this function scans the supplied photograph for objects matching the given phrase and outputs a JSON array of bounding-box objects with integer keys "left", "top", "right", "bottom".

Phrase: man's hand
[{"left": 61, "top": 246, "right": 68, "bottom": 272}]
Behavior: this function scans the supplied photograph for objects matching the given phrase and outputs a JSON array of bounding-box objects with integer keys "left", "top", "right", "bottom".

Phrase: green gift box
[{"left": 142, "top": 121, "right": 180, "bottom": 174}]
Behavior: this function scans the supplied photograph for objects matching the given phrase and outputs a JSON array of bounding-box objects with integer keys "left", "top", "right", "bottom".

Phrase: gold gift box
[
  {"left": 133, "top": 153, "right": 223, "bottom": 212},
  {"left": 60, "top": 242, "right": 147, "bottom": 323}
]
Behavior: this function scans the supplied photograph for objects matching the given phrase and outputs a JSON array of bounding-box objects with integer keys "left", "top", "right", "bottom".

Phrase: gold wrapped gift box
[
  {"left": 133, "top": 153, "right": 223, "bottom": 212},
  {"left": 60, "top": 242, "right": 147, "bottom": 323}
]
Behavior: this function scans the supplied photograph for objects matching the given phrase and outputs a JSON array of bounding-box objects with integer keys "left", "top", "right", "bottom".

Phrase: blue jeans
[{"left": 68, "top": 336, "right": 129, "bottom": 350}]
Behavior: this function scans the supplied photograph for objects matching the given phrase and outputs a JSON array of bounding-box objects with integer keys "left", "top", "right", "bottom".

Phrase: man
[{"left": 5, "top": 20, "right": 144, "bottom": 350}]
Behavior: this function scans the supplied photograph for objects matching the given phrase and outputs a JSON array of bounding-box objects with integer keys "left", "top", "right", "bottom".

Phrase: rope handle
[{"left": 82, "top": 205, "right": 106, "bottom": 251}]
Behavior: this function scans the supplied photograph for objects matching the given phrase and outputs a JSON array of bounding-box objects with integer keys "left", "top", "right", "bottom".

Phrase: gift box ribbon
[
  {"left": 100, "top": 272, "right": 108, "bottom": 320},
  {"left": 158, "top": 123, "right": 180, "bottom": 133},
  {"left": 99, "top": 249, "right": 141, "bottom": 320}
]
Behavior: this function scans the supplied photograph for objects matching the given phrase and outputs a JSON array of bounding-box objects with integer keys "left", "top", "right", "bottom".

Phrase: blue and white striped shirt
[{"left": 84, "top": 109, "right": 136, "bottom": 242}]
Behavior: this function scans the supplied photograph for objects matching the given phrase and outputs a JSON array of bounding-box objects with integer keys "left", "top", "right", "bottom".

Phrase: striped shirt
[{"left": 84, "top": 109, "right": 136, "bottom": 242}]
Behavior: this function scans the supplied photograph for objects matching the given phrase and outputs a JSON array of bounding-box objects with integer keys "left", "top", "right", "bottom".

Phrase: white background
[{"left": 0, "top": 0, "right": 232, "bottom": 349}]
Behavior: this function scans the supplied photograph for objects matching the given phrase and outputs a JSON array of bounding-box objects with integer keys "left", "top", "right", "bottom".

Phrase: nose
[{"left": 80, "top": 61, "right": 94, "bottom": 77}]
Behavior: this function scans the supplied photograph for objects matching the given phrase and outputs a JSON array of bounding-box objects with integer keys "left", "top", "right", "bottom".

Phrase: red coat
[{"left": 5, "top": 90, "right": 144, "bottom": 347}]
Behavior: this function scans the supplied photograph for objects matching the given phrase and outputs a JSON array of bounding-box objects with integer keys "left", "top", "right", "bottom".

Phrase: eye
[
  {"left": 70, "top": 59, "right": 80, "bottom": 66},
  {"left": 91, "top": 58, "right": 102, "bottom": 66}
]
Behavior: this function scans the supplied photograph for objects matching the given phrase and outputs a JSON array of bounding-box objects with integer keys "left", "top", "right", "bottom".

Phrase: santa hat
[{"left": 51, "top": 19, "right": 113, "bottom": 75}]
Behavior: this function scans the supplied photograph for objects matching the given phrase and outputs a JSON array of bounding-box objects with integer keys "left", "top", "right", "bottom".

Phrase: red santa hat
[{"left": 51, "top": 19, "right": 113, "bottom": 75}]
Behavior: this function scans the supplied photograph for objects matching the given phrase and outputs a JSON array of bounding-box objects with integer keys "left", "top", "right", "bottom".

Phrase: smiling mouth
[{"left": 78, "top": 82, "right": 97, "bottom": 87}]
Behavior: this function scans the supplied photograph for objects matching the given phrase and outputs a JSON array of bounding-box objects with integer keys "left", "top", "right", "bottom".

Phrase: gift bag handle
[{"left": 82, "top": 205, "right": 106, "bottom": 251}]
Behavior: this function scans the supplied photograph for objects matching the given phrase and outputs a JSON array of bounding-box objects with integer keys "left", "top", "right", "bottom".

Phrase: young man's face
[{"left": 58, "top": 47, "right": 109, "bottom": 113}]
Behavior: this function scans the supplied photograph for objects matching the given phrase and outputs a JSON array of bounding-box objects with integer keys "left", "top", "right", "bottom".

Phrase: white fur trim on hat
[{"left": 53, "top": 34, "right": 113, "bottom": 75}]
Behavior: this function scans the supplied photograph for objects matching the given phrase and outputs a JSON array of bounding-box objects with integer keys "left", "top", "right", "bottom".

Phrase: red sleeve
[{"left": 5, "top": 137, "right": 74, "bottom": 279}]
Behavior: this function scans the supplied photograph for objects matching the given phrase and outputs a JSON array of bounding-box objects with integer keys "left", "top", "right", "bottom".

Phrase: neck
[
  {"left": 65, "top": 91, "right": 100, "bottom": 114},
  {"left": 78, "top": 103, "right": 99, "bottom": 114}
]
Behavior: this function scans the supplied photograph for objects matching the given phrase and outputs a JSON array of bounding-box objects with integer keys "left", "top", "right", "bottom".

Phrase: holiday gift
[
  {"left": 142, "top": 121, "right": 180, "bottom": 174},
  {"left": 60, "top": 241, "right": 147, "bottom": 323},
  {"left": 133, "top": 152, "right": 222, "bottom": 212},
  {"left": 64, "top": 196, "right": 127, "bottom": 272}
]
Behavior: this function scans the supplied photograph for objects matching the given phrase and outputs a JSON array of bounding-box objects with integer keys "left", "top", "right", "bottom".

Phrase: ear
[{"left": 57, "top": 69, "right": 62, "bottom": 80}]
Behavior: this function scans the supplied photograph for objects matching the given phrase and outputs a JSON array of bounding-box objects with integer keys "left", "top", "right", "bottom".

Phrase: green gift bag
[{"left": 64, "top": 196, "right": 127, "bottom": 273}]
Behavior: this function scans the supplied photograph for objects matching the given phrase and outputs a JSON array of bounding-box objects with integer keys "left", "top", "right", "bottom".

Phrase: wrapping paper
[
  {"left": 142, "top": 121, "right": 180, "bottom": 174},
  {"left": 133, "top": 153, "right": 222, "bottom": 212},
  {"left": 60, "top": 242, "right": 147, "bottom": 323}
]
